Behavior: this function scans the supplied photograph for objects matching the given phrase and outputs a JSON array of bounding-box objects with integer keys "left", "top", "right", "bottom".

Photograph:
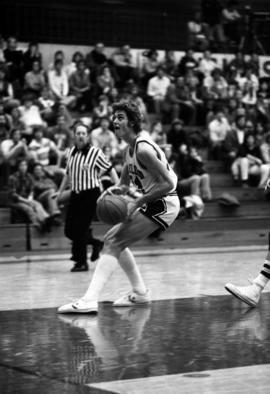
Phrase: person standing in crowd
[
  {"left": 55, "top": 120, "right": 118, "bottom": 272},
  {"left": 58, "top": 100, "right": 179, "bottom": 313}
]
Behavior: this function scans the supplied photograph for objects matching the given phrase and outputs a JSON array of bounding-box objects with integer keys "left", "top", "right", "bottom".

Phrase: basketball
[{"left": 97, "top": 193, "right": 128, "bottom": 225}]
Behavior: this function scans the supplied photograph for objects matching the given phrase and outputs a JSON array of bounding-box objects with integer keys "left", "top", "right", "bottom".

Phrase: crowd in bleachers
[{"left": 1, "top": 28, "right": 270, "bottom": 227}]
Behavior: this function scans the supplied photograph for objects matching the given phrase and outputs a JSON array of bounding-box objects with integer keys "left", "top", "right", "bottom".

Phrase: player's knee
[
  {"left": 103, "top": 237, "right": 122, "bottom": 256},
  {"left": 191, "top": 175, "right": 200, "bottom": 184}
]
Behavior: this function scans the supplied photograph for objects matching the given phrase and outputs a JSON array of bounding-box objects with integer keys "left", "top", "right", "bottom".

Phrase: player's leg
[
  {"left": 83, "top": 212, "right": 158, "bottom": 301},
  {"left": 118, "top": 248, "right": 147, "bottom": 295},
  {"left": 225, "top": 232, "right": 270, "bottom": 307},
  {"left": 109, "top": 195, "right": 180, "bottom": 306},
  {"left": 239, "top": 157, "right": 249, "bottom": 186},
  {"left": 58, "top": 212, "right": 158, "bottom": 313}
]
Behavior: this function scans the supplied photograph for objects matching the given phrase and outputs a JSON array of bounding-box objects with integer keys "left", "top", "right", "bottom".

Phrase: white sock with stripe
[
  {"left": 118, "top": 248, "right": 147, "bottom": 295},
  {"left": 253, "top": 260, "right": 270, "bottom": 289}
]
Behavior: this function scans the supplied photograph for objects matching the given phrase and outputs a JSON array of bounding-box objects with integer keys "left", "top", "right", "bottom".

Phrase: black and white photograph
[{"left": 1, "top": 1, "right": 270, "bottom": 393}]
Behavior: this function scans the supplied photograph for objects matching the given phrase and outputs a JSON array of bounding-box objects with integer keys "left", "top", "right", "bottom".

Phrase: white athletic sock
[
  {"left": 253, "top": 260, "right": 270, "bottom": 289},
  {"left": 118, "top": 248, "right": 147, "bottom": 295},
  {"left": 83, "top": 254, "right": 118, "bottom": 301}
]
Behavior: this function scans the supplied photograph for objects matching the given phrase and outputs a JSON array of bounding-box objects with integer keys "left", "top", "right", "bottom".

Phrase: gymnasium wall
[{"left": 1, "top": 0, "right": 270, "bottom": 51}]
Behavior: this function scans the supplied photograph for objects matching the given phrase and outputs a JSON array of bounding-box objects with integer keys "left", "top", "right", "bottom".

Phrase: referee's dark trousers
[{"left": 64, "top": 188, "right": 101, "bottom": 266}]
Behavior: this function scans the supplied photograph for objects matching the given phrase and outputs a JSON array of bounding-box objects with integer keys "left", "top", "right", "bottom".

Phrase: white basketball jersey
[{"left": 126, "top": 131, "right": 178, "bottom": 194}]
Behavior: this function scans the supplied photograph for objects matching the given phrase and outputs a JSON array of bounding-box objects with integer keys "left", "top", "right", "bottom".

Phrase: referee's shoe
[
  {"left": 70, "top": 240, "right": 104, "bottom": 272},
  {"left": 70, "top": 263, "right": 89, "bottom": 272}
]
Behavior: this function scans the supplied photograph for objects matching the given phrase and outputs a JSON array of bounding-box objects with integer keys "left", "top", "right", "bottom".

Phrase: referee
[{"left": 56, "top": 120, "right": 118, "bottom": 272}]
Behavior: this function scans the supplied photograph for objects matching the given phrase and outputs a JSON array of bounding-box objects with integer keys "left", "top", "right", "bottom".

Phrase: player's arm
[
  {"left": 101, "top": 164, "right": 130, "bottom": 197},
  {"left": 135, "top": 142, "right": 175, "bottom": 207},
  {"left": 119, "top": 163, "right": 130, "bottom": 188}
]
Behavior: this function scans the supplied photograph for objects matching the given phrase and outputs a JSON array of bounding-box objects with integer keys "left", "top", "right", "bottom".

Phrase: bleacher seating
[{"left": 1, "top": 154, "right": 269, "bottom": 254}]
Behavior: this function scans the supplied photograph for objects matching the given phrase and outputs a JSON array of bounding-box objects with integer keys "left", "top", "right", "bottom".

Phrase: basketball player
[
  {"left": 58, "top": 100, "right": 180, "bottom": 313},
  {"left": 225, "top": 179, "right": 270, "bottom": 307}
]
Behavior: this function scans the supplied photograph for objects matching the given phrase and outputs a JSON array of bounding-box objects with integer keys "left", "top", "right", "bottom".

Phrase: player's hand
[{"left": 102, "top": 185, "right": 128, "bottom": 197}]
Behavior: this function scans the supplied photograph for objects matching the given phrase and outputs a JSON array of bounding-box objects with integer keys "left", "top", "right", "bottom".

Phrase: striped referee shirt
[{"left": 66, "top": 144, "right": 111, "bottom": 192}]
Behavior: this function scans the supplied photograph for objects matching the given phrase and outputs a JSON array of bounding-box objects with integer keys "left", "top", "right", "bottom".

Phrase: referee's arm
[{"left": 54, "top": 172, "right": 70, "bottom": 203}]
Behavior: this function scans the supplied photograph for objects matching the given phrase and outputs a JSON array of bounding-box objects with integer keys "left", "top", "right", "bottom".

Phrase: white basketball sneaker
[
  {"left": 225, "top": 282, "right": 262, "bottom": 307},
  {"left": 113, "top": 289, "right": 151, "bottom": 307},
  {"left": 57, "top": 298, "right": 98, "bottom": 314}
]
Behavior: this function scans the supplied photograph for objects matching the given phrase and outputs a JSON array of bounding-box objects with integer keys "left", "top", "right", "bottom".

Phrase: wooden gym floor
[{"left": 1, "top": 245, "right": 270, "bottom": 394}]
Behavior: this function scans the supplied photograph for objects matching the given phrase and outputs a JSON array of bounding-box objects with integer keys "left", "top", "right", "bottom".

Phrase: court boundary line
[{"left": 0, "top": 244, "right": 267, "bottom": 264}]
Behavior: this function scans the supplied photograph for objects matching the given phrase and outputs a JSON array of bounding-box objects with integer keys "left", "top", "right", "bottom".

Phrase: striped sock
[{"left": 253, "top": 260, "right": 270, "bottom": 289}]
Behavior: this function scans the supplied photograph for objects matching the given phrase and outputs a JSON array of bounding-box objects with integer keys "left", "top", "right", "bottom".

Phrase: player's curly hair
[{"left": 112, "top": 100, "right": 142, "bottom": 134}]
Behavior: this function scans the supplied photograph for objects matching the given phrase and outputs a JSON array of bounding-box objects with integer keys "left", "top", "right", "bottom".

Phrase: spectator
[
  {"left": 23, "top": 42, "right": 42, "bottom": 74},
  {"left": 163, "top": 76, "right": 196, "bottom": 124},
  {"left": 69, "top": 59, "right": 92, "bottom": 112},
  {"left": 96, "top": 64, "right": 115, "bottom": 98},
  {"left": 28, "top": 125, "right": 64, "bottom": 182},
  {"left": 232, "top": 133, "right": 270, "bottom": 188},
  {"left": 110, "top": 44, "right": 138, "bottom": 89},
  {"left": 237, "top": 67, "right": 259, "bottom": 93},
  {"left": 223, "top": 114, "right": 246, "bottom": 172},
  {"left": 147, "top": 66, "right": 171, "bottom": 117},
  {"left": 203, "top": 68, "right": 228, "bottom": 100},
  {"left": 85, "top": 42, "right": 108, "bottom": 83},
  {"left": 161, "top": 50, "right": 178, "bottom": 79},
  {"left": 257, "top": 95, "right": 270, "bottom": 125},
  {"left": 37, "top": 86, "right": 57, "bottom": 125},
  {"left": 48, "top": 114, "right": 73, "bottom": 153},
  {"left": 24, "top": 60, "right": 46, "bottom": 98},
  {"left": 167, "top": 118, "right": 188, "bottom": 152},
  {"left": 239, "top": 68, "right": 259, "bottom": 106},
  {"left": 65, "top": 51, "right": 85, "bottom": 79},
  {"left": 175, "top": 143, "right": 212, "bottom": 201},
  {"left": 9, "top": 105, "right": 25, "bottom": 131},
  {"left": 257, "top": 78, "right": 270, "bottom": 101},
  {"left": 19, "top": 95, "right": 44, "bottom": 139},
  {"left": 32, "top": 162, "right": 61, "bottom": 223},
  {"left": 226, "top": 51, "right": 245, "bottom": 76},
  {"left": 47, "top": 59, "right": 76, "bottom": 108},
  {"left": 201, "top": 0, "right": 226, "bottom": 50},
  {"left": 177, "top": 49, "right": 198, "bottom": 76},
  {"left": 260, "top": 129, "right": 270, "bottom": 165},
  {"left": 198, "top": 50, "right": 218, "bottom": 78},
  {"left": 8, "top": 159, "right": 50, "bottom": 231},
  {"left": 226, "top": 97, "right": 238, "bottom": 123},
  {"left": 3, "top": 36, "right": 24, "bottom": 93},
  {"left": 48, "top": 50, "right": 68, "bottom": 75},
  {"left": 208, "top": 109, "right": 231, "bottom": 159},
  {"left": 1, "top": 128, "right": 29, "bottom": 172},
  {"left": 0, "top": 101, "right": 12, "bottom": 130},
  {"left": 244, "top": 52, "right": 260, "bottom": 76},
  {"left": 140, "top": 49, "right": 160, "bottom": 89},
  {"left": 187, "top": 11, "right": 209, "bottom": 51},
  {"left": 0, "top": 35, "right": 6, "bottom": 62},
  {"left": 92, "top": 95, "right": 112, "bottom": 127},
  {"left": 91, "top": 116, "right": 118, "bottom": 157},
  {"left": 149, "top": 121, "right": 167, "bottom": 147},
  {"left": 221, "top": 0, "right": 241, "bottom": 43},
  {"left": 0, "top": 66, "right": 14, "bottom": 103},
  {"left": 127, "top": 84, "right": 149, "bottom": 128}
]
